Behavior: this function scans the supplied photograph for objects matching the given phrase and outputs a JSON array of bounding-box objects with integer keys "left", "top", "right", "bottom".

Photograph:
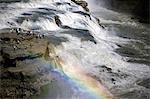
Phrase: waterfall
[{"left": 0, "top": 0, "right": 150, "bottom": 99}]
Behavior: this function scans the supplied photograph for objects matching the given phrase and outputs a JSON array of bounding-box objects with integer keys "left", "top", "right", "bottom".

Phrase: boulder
[{"left": 71, "top": 0, "right": 89, "bottom": 11}]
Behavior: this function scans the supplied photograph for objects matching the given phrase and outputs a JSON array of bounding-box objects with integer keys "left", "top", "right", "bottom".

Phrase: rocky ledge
[
  {"left": 71, "top": 0, "right": 89, "bottom": 11},
  {"left": 0, "top": 29, "right": 61, "bottom": 99}
]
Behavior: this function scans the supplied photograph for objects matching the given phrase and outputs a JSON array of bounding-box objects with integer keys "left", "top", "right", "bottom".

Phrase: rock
[
  {"left": 111, "top": 78, "right": 116, "bottom": 82},
  {"left": 111, "top": 78, "right": 116, "bottom": 84},
  {"left": 96, "top": 18, "right": 105, "bottom": 29},
  {"left": 1, "top": 50, "right": 16, "bottom": 68},
  {"left": 71, "top": 0, "right": 89, "bottom": 11},
  {"left": 119, "top": 89, "right": 150, "bottom": 99},
  {"left": 44, "top": 43, "right": 50, "bottom": 60},
  {"left": 0, "top": 30, "right": 56, "bottom": 98},
  {"left": 101, "top": 65, "right": 112, "bottom": 72},
  {"left": 95, "top": 0, "right": 149, "bottom": 23},
  {"left": 54, "top": 16, "right": 62, "bottom": 27},
  {"left": 137, "top": 78, "right": 150, "bottom": 89}
]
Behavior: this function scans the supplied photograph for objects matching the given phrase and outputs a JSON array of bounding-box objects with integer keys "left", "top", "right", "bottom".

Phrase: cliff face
[
  {"left": 132, "top": 0, "right": 149, "bottom": 23},
  {"left": 88, "top": 0, "right": 149, "bottom": 23},
  {"left": 109, "top": 0, "right": 149, "bottom": 23}
]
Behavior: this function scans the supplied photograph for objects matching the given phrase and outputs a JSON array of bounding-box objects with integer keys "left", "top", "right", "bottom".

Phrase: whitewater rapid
[{"left": 0, "top": 0, "right": 150, "bottom": 99}]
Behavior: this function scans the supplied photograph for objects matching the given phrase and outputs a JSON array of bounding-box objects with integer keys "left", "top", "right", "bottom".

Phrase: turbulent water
[{"left": 0, "top": 0, "right": 150, "bottom": 99}]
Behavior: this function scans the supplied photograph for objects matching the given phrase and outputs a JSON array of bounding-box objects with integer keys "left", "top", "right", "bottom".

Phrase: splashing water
[{"left": 0, "top": 0, "right": 150, "bottom": 99}]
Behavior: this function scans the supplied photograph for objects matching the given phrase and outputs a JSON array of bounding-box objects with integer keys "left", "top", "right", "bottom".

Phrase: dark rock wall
[
  {"left": 133, "top": 0, "right": 149, "bottom": 23},
  {"left": 94, "top": 0, "right": 150, "bottom": 23}
]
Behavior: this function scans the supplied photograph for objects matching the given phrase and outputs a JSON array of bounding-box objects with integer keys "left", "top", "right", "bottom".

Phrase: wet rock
[
  {"left": 111, "top": 78, "right": 116, "bottom": 82},
  {"left": 137, "top": 78, "right": 150, "bottom": 89},
  {"left": 119, "top": 89, "right": 150, "bottom": 99},
  {"left": 97, "top": 65, "right": 112, "bottom": 72},
  {"left": 1, "top": 50, "right": 16, "bottom": 68},
  {"left": 96, "top": 18, "right": 105, "bottom": 29},
  {"left": 54, "top": 16, "right": 62, "bottom": 27},
  {"left": 71, "top": 0, "right": 89, "bottom": 11},
  {"left": 73, "top": 11, "right": 91, "bottom": 18},
  {"left": 0, "top": 71, "right": 25, "bottom": 80},
  {"left": 54, "top": 16, "right": 71, "bottom": 29},
  {"left": 62, "top": 29, "right": 97, "bottom": 44},
  {"left": 0, "top": 69, "right": 40, "bottom": 98},
  {"left": 0, "top": 0, "right": 29, "bottom": 3},
  {"left": 0, "top": 31, "right": 56, "bottom": 98},
  {"left": 100, "top": 0, "right": 149, "bottom": 24},
  {"left": 44, "top": 43, "right": 50, "bottom": 60}
]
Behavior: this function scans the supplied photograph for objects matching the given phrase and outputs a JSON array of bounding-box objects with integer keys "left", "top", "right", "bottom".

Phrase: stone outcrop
[
  {"left": 71, "top": 0, "right": 89, "bottom": 11},
  {"left": 0, "top": 29, "right": 62, "bottom": 98}
]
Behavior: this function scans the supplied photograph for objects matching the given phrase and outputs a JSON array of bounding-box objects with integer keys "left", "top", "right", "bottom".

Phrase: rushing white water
[{"left": 0, "top": 0, "right": 150, "bottom": 98}]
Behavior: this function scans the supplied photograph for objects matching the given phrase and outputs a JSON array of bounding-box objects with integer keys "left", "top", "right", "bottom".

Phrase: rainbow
[
  {"left": 49, "top": 55, "right": 114, "bottom": 99},
  {"left": 43, "top": 44, "right": 114, "bottom": 99}
]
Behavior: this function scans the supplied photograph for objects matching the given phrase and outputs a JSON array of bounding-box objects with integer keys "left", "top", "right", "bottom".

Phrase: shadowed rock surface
[
  {"left": 91, "top": 0, "right": 149, "bottom": 23},
  {"left": 0, "top": 29, "right": 64, "bottom": 98}
]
